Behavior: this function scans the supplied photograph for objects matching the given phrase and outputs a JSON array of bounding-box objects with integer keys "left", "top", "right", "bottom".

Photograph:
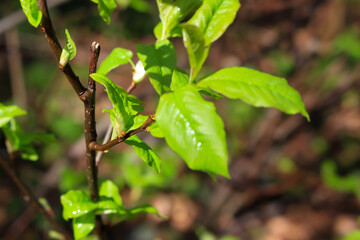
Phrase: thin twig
[
  {"left": 36, "top": 0, "right": 86, "bottom": 99},
  {"left": 89, "top": 114, "right": 155, "bottom": 152},
  {"left": 126, "top": 81, "right": 137, "bottom": 94},
  {"left": 0, "top": 151, "right": 72, "bottom": 240}
]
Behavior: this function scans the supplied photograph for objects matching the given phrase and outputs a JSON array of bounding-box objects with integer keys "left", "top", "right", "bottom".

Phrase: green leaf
[
  {"left": 19, "top": 0, "right": 42, "bottom": 28},
  {"left": 198, "top": 67, "right": 310, "bottom": 121},
  {"left": 59, "top": 29, "right": 77, "bottom": 68},
  {"left": 125, "top": 204, "right": 165, "bottom": 219},
  {"left": 343, "top": 230, "right": 360, "bottom": 240},
  {"left": 137, "top": 40, "right": 177, "bottom": 95},
  {"left": 91, "top": 73, "right": 136, "bottom": 132},
  {"left": 156, "top": 85, "right": 229, "bottom": 178},
  {"left": 127, "top": 114, "right": 148, "bottom": 131},
  {"left": 73, "top": 212, "right": 95, "bottom": 240},
  {"left": 171, "top": 67, "right": 189, "bottom": 90},
  {"left": 198, "top": 87, "right": 223, "bottom": 99},
  {"left": 60, "top": 190, "right": 97, "bottom": 220},
  {"left": 99, "top": 180, "right": 122, "bottom": 206},
  {"left": 124, "top": 135, "right": 161, "bottom": 173},
  {"left": 103, "top": 108, "right": 126, "bottom": 140},
  {"left": 96, "top": 197, "right": 122, "bottom": 214},
  {"left": 182, "top": 24, "right": 210, "bottom": 81},
  {"left": 154, "top": 22, "right": 182, "bottom": 40},
  {"left": 0, "top": 104, "right": 26, "bottom": 127},
  {"left": 188, "top": 0, "right": 240, "bottom": 45},
  {"left": 97, "top": 48, "right": 133, "bottom": 75},
  {"left": 148, "top": 122, "right": 164, "bottom": 138},
  {"left": 96, "top": 0, "right": 117, "bottom": 24},
  {"left": 156, "top": 0, "right": 202, "bottom": 39}
]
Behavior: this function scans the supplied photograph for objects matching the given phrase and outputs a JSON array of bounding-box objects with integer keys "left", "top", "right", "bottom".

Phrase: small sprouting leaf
[
  {"left": 154, "top": 22, "right": 182, "bottom": 40},
  {"left": 156, "top": 0, "right": 202, "bottom": 39},
  {"left": 182, "top": 24, "right": 210, "bottom": 82},
  {"left": 95, "top": 0, "right": 117, "bottom": 24},
  {"left": 197, "top": 67, "right": 310, "bottom": 121},
  {"left": 0, "top": 104, "right": 26, "bottom": 127},
  {"left": 97, "top": 48, "right": 133, "bottom": 75},
  {"left": 127, "top": 114, "right": 148, "bottom": 131},
  {"left": 148, "top": 122, "right": 164, "bottom": 138},
  {"left": 170, "top": 68, "right": 189, "bottom": 91},
  {"left": 103, "top": 108, "right": 126, "bottom": 140},
  {"left": 188, "top": 0, "right": 240, "bottom": 45},
  {"left": 156, "top": 85, "right": 229, "bottom": 178},
  {"left": 73, "top": 212, "right": 95, "bottom": 240},
  {"left": 132, "top": 60, "right": 146, "bottom": 83},
  {"left": 60, "top": 190, "right": 97, "bottom": 220},
  {"left": 137, "top": 39, "right": 177, "bottom": 95},
  {"left": 99, "top": 180, "right": 122, "bottom": 206},
  {"left": 124, "top": 135, "right": 161, "bottom": 173},
  {"left": 91, "top": 73, "right": 136, "bottom": 132},
  {"left": 19, "top": 0, "right": 42, "bottom": 28},
  {"left": 59, "top": 29, "right": 77, "bottom": 69}
]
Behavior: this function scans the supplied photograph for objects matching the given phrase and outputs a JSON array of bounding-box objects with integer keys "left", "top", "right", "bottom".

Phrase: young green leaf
[
  {"left": 148, "top": 122, "right": 165, "bottom": 138},
  {"left": 73, "top": 212, "right": 95, "bottom": 240},
  {"left": 97, "top": 48, "right": 133, "bottom": 75},
  {"left": 124, "top": 135, "right": 161, "bottom": 173},
  {"left": 170, "top": 67, "right": 189, "bottom": 91},
  {"left": 96, "top": 198, "right": 122, "bottom": 214},
  {"left": 94, "top": 0, "right": 117, "bottom": 24},
  {"left": 99, "top": 180, "right": 123, "bottom": 206},
  {"left": 137, "top": 39, "right": 177, "bottom": 95},
  {"left": 154, "top": 22, "right": 182, "bottom": 40},
  {"left": 127, "top": 114, "right": 149, "bottom": 131},
  {"left": 0, "top": 104, "right": 26, "bottom": 127},
  {"left": 19, "top": 0, "right": 42, "bottom": 28},
  {"left": 156, "top": 85, "right": 229, "bottom": 178},
  {"left": 59, "top": 29, "right": 77, "bottom": 69},
  {"left": 156, "top": 0, "right": 202, "bottom": 39},
  {"left": 60, "top": 190, "right": 97, "bottom": 220},
  {"left": 197, "top": 67, "right": 310, "bottom": 121},
  {"left": 198, "top": 87, "right": 223, "bottom": 99},
  {"left": 91, "top": 73, "right": 136, "bottom": 132},
  {"left": 182, "top": 24, "right": 210, "bottom": 82},
  {"left": 125, "top": 204, "right": 165, "bottom": 219},
  {"left": 188, "top": 0, "right": 240, "bottom": 45}
]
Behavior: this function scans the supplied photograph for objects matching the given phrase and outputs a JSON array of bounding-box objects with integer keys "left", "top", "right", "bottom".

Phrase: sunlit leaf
[
  {"left": 19, "top": 0, "right": 42, "bottom": 28},
  {"left": 59, "top": 29, "right": 77, "bottom": 68},
  {"left": 137, "top": 39, "right": 177, "bottom": 95},
  {"left": 182, "top": 24, "right": 210, "bottom": 81},
  {"left": 60, "top": 190, "right": 97, "bottom": 220},
  {"left": 99, "top": 180, "right": 122, "bottom": 206},
  {"left": 96, "top": 0, "right": 117, "bottom": 24},
  {"left": 148, "top": 122, "right": 164, "bottom": 138},
  {"left": 0, "top": 104, "right": 26, "bottom": 127},
  {"left": 156, "top": 85, "right": 229, "bottom": 178},
  {"left": 188, "top": 0, "right": 240, "bottom": 45},
  {"left": 73, "top": 212, "right": 95, "bottom": 240},
  {"left": 171, "top": 68, "right": 189, "bottom": 91},
  {"left": 98, "top": 48, "right": 133, "bottom": 75},
  {"left": 125, "top": 135, "right": 161, "bottom": 173},
  {"left": 198, "top": 67, "right": 310, "bottom": 121}
]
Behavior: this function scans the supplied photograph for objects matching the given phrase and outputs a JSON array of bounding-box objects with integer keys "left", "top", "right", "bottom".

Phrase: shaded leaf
[
  {"left": 97, "top": 0, "right": 117, "bottom": 24},
  {"left": 156, "top": 85, "right": 229, "bottom": 177},
  {"left": 171, "top": 67, "right": 189, "bottom": 91},
  {"left": 198, "top": 67, "right": 310, "bottom": 120}
]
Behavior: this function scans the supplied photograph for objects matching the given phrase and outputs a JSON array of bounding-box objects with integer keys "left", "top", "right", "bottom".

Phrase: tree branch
[
  {"left": 89, "top": 114, "right": 155, "bottom": 152},
  {"left": 0, "top": 151, "right": 72, "bottom": 240},
  {"left": 36, "top": 0, "right": 86, "bottom": 99}
]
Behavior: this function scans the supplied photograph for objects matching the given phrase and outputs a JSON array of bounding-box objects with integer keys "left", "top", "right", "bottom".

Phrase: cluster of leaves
[
  {"left": 18, "top": 0, "right": 310, "bottom": 239},
  {"left": 61, "top": 180, "right": 161, "bottom": 239},
  {"left": 0, "top": 104, "right": 54, "bottom": 161}
]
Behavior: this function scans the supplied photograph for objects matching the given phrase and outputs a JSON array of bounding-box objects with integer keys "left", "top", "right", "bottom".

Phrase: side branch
[
  {"left": 0, "top": 151, "right": 72, "bottom": 240},
  {"left": 37, "top": 0, "right": 86, "bottom": 98},
  {"left": 89, "top": 114, "right": 155, "bottom": 152}
]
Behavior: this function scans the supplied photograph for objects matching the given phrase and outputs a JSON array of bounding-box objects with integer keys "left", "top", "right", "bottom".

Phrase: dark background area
[{"left": 1, "top": 0, "right": 360, "bottom": 239}]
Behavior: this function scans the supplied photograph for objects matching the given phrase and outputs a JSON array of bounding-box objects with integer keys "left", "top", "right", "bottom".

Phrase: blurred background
[{"left": 1, "top": 0, "right": 360, "bottom": 239}]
